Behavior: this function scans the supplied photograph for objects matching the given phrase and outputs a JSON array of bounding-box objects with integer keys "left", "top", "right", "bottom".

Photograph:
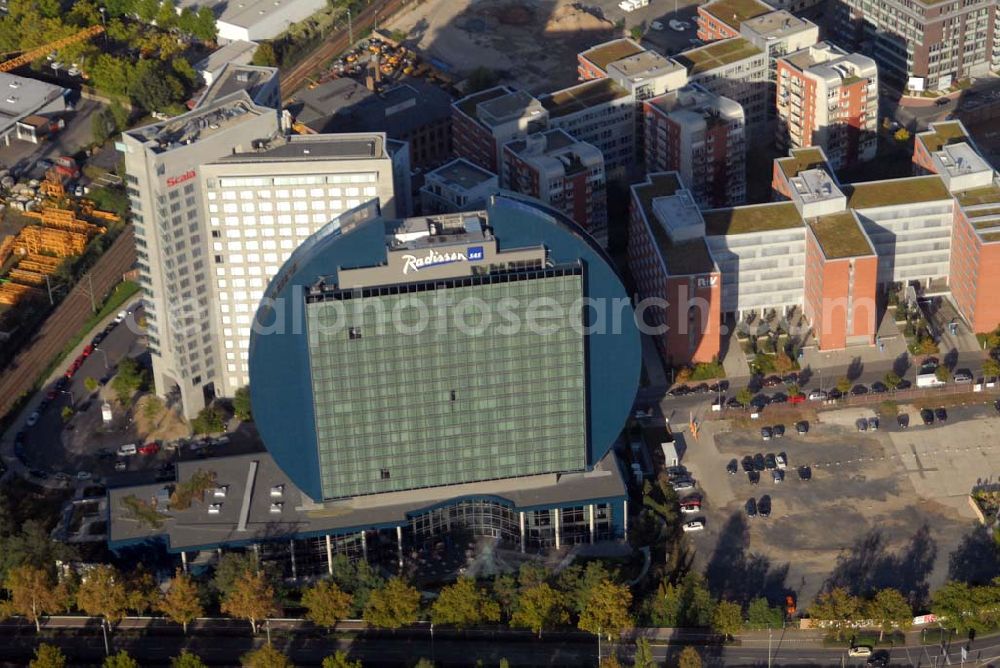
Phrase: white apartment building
[
  {"left": 539, "top": 79, "right": 636, "bottom": 176},
  {"left": 199, "top": 134, "right": 405, "bottom": 398},
  {"left": 847, "top": 176, "right": 955, "bottom": 286},
  {"left": 679, "top": 38, "right": 770, "bottom": 132},
  {"left": 703, "top": 202, "right": 807, "bottom": 316},
  {"left": 419, "top": 158, "right": 499, "bottom": 214},
  {"left": 122, "top": 90, "right": 282, "bottom": 418}
]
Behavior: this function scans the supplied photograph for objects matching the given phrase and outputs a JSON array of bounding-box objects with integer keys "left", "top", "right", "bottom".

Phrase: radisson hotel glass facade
[{"left": 108, "top": 193, "right": 640, "bottom": 567}]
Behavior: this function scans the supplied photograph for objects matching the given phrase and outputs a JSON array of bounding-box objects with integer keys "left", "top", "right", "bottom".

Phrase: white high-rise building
[{"left": 122, "top": 65, "right": 406, "bottom": 417}]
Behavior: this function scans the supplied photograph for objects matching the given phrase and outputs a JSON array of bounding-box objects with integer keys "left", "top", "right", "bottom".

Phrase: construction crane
[{"left": 0, "top": 25, "right": 104, "bottom": 74}]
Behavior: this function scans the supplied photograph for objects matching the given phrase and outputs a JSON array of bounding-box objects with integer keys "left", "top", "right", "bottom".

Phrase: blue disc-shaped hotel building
[{"left": 110, "top": 193, "right": 640, "bottom": 573}]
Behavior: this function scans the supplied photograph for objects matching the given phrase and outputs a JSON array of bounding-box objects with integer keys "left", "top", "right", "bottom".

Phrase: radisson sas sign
[{"left": 401, "top": 246, "right": 484, "bottom": 274}]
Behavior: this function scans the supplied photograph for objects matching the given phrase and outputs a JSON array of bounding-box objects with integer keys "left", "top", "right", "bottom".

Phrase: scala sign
[
  {"left": 401, "top": 246, "right": 486, "bottom": 274},
  {"left": 166, "top": 169, "right": 196, "bottom": 188}
]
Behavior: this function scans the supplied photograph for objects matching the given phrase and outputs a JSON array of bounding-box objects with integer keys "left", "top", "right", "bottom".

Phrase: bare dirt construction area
[
  {"left": 676, "top": 403, "right": 1000, "bottom": 610},
  {"left": 385, "top": 0, "right": 615, "bottom": 92}
]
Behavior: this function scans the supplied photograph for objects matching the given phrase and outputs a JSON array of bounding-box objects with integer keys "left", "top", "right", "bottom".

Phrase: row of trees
[{"left": 28, "top": 643, "right": 367, "bottom": 668}]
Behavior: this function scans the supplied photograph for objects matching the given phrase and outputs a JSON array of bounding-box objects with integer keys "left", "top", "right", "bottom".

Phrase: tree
[
  {"left": 931, "top": 581, "right": 1000, "bottom": 635},
  {"left": 836, "top": 377, "right": 852, "bottom": 394},
  {"left": 89, "top": 54, "right": 133, "bottom": 98},
  {"left": 810, "top": 587, "right": 861, "bottom": 640},
  {"left": 322, "top": 652, "right": 362, "bottom": 668},
  {"left": 193, "top": 6, "right": 217, "bottom": 41},
  {"left": 129, "top": 60, "right": 184, "bottom": 112},
  {"left": 104, "top": 651, "right": 139, "bottom": 668},
  {"left": 135, "top": 0, "right": 160, "bottom": 22},
  {"left": 517, "top": 562, "right": 550, "bottom": 590},
  {"left": 431, "top": 577, "right": 500, "bottom": 629},
  {"left": 60, "top": 406, "right": 74, "bottom": 423},
  {"left": 2, "top": 565, "right": 68, "bottom": 632},
  {"left": 653, "top": 572, "right": 715, "bottom": 628},
  {"left": 160, "top": 569, "right": 204, "bottom": 634},
  {"left": 413, "top": 661, "right": 434, "bottom": 668},
  {"left": 865, "top": 588, "right": 912, "bottom": 641},
  {"left": 632, "top": 637, "right": 655, "bottom": 668},
  {"left": 363, "top": 577, "right": 420, "bottom": 629},
  {"left": 983, "top": 358, "right": 1000, "bottom": 379},
  {"left": 678, "top": 647, "right": 702, "bottom": 668},
  {"left": 745, "top": 597, "right": 783, "bottom": 629},
  {"left": 29, "top": 644, "right": 65, "bottom": 668},
  {"left": 578, "top": 579, "right": 633, "bottom": 641},
  {"left": 327, "top": 555, "right": 383, "bottom": 617},
  {"left": 251, "top": 42, "right": 277, "bottom": 67},
  {"left": 556, "top": 561, "right": 612, "bottom": 615},
  {"left": 774, "top": 351, "right": 793, "bottom": 374},
  {"left": 84, "top": 377, "right": 99, "bottom": 393},
  {"left": 154, "top": 0, "right": 177, "bottom": 28},
  {"left": 894, "top": 128, "right": 911, "bottom": 142},
  {"left": 735, "top": 387, "right": 752, "bottom": 408},
  {"left": 935, "top": 365, "right": 950, "bottom": 382},
  {"left": 111, "top": 357, "right": 145, "bottom": 404},
  {"left": 127, "top": 566, "right": 159, "bottom": 614},
  {"left": 510, "top": 583, "right": 568, "bottom": 638},
  {"left": 302, "top": 579, "right": 353, "bottom": 631},
  {"left": 233, "top": 386, "right": 253, "bottom": 422},
  {"left": 76, "top": 565, "right": 130, "bottom": 633},
  {"left": 191, "top": 405, "right": 225, "bottom": 435},
  {"left": 712, "top": 600, "right": 743, "bottom": 640},
  {"left": 241, "top": 645, "right": 293, "bottom": 668},
  {"left": 143, "top": 395, "right": 165, "bottom": 422},
  {"left": 884, "top": 371, "right": 902, "bottom": 391},
  {"left": 600, "top": 657, "right": 623, "bottom": 668},
  {"left": 171, "top": 651, "right": 208, "bottom": 668},
  {"left": 221, "top": 569, "right": 276, "bottom": 634}
]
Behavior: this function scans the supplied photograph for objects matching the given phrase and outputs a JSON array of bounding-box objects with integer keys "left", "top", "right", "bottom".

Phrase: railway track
[
  {"left": 280, "top": 0, "right": 408, "bottom": 100},
  {"left": 0, "top": 228, "right": 136, "bottom": 419}
]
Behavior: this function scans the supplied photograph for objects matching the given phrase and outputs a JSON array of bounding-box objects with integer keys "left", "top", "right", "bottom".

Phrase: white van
[
  {"left": 117, "top": 443, "right": 137, "bottom": 457},
  {"left": 916, "top": 372, "right": 945, "bottom": 388}
]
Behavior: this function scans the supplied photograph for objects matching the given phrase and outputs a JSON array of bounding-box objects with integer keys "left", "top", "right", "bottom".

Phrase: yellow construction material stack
[
  {"left": 8, "top": 267, "right": 48, "bottom": 286},
  {"left": 24, "top": 207, "right": 107, "bottom": 236},
  {"left": 0, "top": 235, "right": 12, "bottom": 267},
  {"left": 78, "top": 200, "right": 120, "bottom": 224},
  {"left": 16, "top": 226, "right": 88, "bottom": 257},
  {"left": 0, "top": 282, "right": 42, "bottom": 305},
  {"left": 18, "top": 254, "right": 60, "bottom": 273}
]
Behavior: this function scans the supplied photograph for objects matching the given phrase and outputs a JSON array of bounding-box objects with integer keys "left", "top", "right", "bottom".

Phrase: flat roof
[
  {"left": 778, "top": 147, "right": 828, "bottom": 179},
  {"left": 919, "top": 121, "right": 969, "bottom": 153},
  {"left": 540, "top": 79, "right": 631, "bottom": 118},
  {"left": 216, "top": 133, "right": 385, "bottom": 162},
  {"left": 298, "top": 78, "right": 454, "bottom": 137},
  {"left": 125, "top": 93, "right": 271, "bottom": 152},
  {"left": 741, "top": 10, "right": 815, "bottom": 38},
  {"left": 426, "top": 158, "right": 497, "bottom": 190},
  {"left": 702, "top": 201, "right": 803, "bottom": 235},
  {"left": 845, "top": 175, "right": 952, "bottom": 209},
  {"left": 108, "top": 450, "right": 626, "bottom": 551},
  {"left": 676, "top": 38, "right": 763, "bottom": 76},
  {"left": 195, "top": 40, "right": 257, "bottom": 75},
  {"left": 177, "top": 0, "right": 323, "bottom": 31},
  {"left": 631, "top": 173, "right": 716, "bottom": 276},
  {"left": 701, "top": 0, "right": 772, "bottom": 30},
  {"left": 198, "top": 64, "right": 277, "bottom": 108},
  {"left": 477, "top": 89, "right": 542, "bottom": 127},
  {"left": 956, "top": 184, "right": 1000, "bottom": 208},
  {"left": 809, "top": 212, "right": 873, "bottom": 259},
  {"left": 0, "top": 73, "right": 65, "bottom": 132},
  {"left": 453, "top": 86, "right": 510, "bottom": 120},
  {"left": 579, "top": 39, "right": 645, "bottom": 71},
  {"left": 607, "top": 51, "right": 684, "bottom": 82}
]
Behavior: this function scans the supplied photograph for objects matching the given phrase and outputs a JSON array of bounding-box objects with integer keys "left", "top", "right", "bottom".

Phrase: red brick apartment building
[{"left": 696, "top": 0, "right": 772, "bottom": 42}]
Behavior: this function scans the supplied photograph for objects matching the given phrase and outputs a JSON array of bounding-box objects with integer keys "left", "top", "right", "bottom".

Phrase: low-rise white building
[{"left": 420, "top": 158, "right": 498, "bottom": 214}]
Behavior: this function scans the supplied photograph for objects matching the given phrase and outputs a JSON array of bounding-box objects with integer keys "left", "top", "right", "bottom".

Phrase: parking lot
[{"left": 672, "top": 401, "right": 1000, "bottom": 608}]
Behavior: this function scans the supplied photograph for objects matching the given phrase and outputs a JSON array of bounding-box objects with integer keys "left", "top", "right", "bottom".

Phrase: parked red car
[
  {"left": 138, "top": 442, "right": 160, "bottom": 456},
  {"left": 82, "top": 344, "right": 94, "bottom": 357},
  {"left": 788, "top": 394, "right": 806, "bottom": 405}
]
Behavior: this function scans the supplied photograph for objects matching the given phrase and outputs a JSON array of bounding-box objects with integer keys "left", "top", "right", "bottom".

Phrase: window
[
  {"left": 349, "top": 327, "right": 362, "bottom": 340},
  {"left": 380, "top": 469, "right": 391, "bottom": 480}
]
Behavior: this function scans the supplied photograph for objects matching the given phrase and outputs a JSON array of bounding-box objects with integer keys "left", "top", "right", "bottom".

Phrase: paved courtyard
[{"left": 673, "top": 402, "right": 1000, "bottom": 608}]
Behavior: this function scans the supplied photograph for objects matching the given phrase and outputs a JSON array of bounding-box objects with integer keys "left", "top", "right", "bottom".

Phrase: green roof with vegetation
[
  {"left": 846, "top": 176, "right": 951, "bottom": 209},
  {"left": 703, "top": 202, "right": 803, "bottom": 235},
  {"left": 919, "top": 121, "right": 968, "bottom": 153},
  {"left": 809, "top": 212, "right": 873, "bottom": 259},
  {"left": 581, "top": 39, "right": 645, "bottom": 71},
  {"left": 778, "top": 148, "right": 827, "bottom": 179},
  {"left": 703, "top": 0, "right": 772, "bottom": 29},
  {"left": 541, "top": 79, "right": 631, "bottom": 118},
  {"left": 632, "top": 174, "right": 717, "bottom": 276},
  {"left": 676, "top": 38, "right": 763, "bottom": 75},
  {"left": 956, "top": 184, "right": 1000, "bottom": 209}
]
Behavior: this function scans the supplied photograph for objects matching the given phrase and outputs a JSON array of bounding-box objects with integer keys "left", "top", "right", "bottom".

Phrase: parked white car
[{"left": 682, "top": 519, "right": 705, "bottom": 532}]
